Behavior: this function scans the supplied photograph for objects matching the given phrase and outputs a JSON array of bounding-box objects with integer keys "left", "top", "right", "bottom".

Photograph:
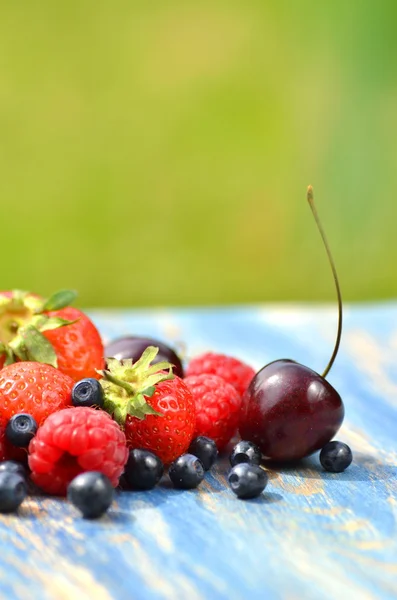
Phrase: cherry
[
  {"left": 239, "top": 360, "right": 344, "bottom": 461},
  {"left": 239, "top": 187, "right": 345, "bottom": 462},
  {"left": 105, "top": 336, "right": 184, "bottom": 378}
]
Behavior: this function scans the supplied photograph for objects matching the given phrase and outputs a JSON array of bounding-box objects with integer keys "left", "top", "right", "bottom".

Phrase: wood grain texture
[{"left": 0, "top": 304, "right": 396, "bottom": 600}]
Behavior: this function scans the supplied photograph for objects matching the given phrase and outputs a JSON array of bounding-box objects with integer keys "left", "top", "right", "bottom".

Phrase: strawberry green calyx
[
  {"left": 99, "top": 346, "right": 174, "bottom": 425},
  {"left": 39, "top": 289, "right": 78, "bottom": 313},
  {"left": 0, "top": 289, "right": 79, "bottom": 367}
]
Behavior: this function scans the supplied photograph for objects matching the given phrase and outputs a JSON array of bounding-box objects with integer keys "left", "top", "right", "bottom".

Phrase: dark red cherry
[
  {"left": 239, "top": 359, "right": 344, "bottom": 462},
  {"left": 240, "top": 187, "right": 346, "bottom": 463},
  {"left": 105, "top": 336, "right": 184, "bottom": 378}
]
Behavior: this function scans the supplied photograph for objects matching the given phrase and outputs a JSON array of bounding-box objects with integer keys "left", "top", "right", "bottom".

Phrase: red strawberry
[
  {"left": 28, "top": 406, "right": 128, "bottom": 495},
  {"left": 0, "top": 289, "right": 104, "bottom": 381},
  {"left": 100, "top": 348, "right": 196, "bottom": 464},
  {"left": 184, "top": 374, "right": 242, "bottom": 450},
  {"left": 0, "top": 362, "right": 74, "bottom": 428},
  {"left": 43, "top": 307, "right": 104, "bottom": 381},
  {"left": 124, "top": 378, "right": 195, "bottom": 464},
  {"left": 186, "top": 352, "right": 255, "bottom": 397}
]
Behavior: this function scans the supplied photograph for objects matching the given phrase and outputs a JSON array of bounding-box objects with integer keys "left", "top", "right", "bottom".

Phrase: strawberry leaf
[
  {"left": 102, "top": 371, "right": 136, "bottom": 394},
  {"left": 4, "top": 348, "right": 16, "bottom": 366},
  {"left": 145, "top": 361, "right": 174, "bottom": 376},
  {"left": 113, "top": 405, "right": 128, "bottom": 426},
  {"left": 0, "top": 343, "right": 15, "bottom": 366},
  {"left": 20, "top": 325, "right": 58, "bottom": 367},
  {"left": 8, "top": 335, "right": 29, "bottom": 361},
  {"left": 132, "top": 346, "right": 160, "bottom": 372},
  {"left": 142, "top": 386, "right": 155, "bottom": 397},
  {"left": 99, "top": 350, "right": 175, "bottom": 423},
  {"left": 35, "top": 316, "right": 78, "bottom": 332},
  {"left": 139, "top": 369, "right": 174, "bottom": 391},
  {"left": 126, "top": 394, "right": 163, "bottom": 419},
  {"left": 139, "top": 403, "right": 163, "bottom": 417},
  {"left": 41, "top": 290, "right": 78, "bottom": 312}
]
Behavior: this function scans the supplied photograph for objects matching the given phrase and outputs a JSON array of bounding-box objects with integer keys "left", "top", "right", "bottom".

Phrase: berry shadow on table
[
  {"left": 263, "top": 454, "right": 396, "bottom": 482},
  {"left": 245, "top": 492, "right": 283, "bottom": 505},
  {"left": 100, "top": 508, "right": 136, "bottom": 526},
  {"left": 116, "top": 486, "right": 176, "bottom": 515}
]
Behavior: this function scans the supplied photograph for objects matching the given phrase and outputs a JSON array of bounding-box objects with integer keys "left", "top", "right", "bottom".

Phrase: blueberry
[
  {"left": 67, "top": 472, "right": 114, "bottom": 519},
  {"left": 230, "top": 440, "right": 262, "bottom": 467},
  {"left": 5, "top": 414, "right": 37, "bottom": 447},
  {"left": 320, "top": 441, "right": 353, "bottom": 473},
  {"left": 228, "top": 463, "right": 268, "bottom": 499},
  {"left": 0, "top": 471, "right": 27, "bottom": 513},
  {"left": 0, "top": 461, "right": 28, "bottom": 479},
  {"left": 123, "top": 449, "right": 164, "bottom": 490},
  {"left": 188, "top": 436, "right": 218, "bottom": 471},
  {"left": 72, "top": 378, "right": 104, "bottom": 408},
  {"left": 169, "top": 454, "right": 205, "bottom": 489}
]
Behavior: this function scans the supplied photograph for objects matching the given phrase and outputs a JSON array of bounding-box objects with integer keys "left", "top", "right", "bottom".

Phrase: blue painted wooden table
[{"left": 1, "top": 304, "right": 396, "bottom": 600}]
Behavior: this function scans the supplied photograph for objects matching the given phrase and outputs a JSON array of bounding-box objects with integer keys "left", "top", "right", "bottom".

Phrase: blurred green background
[{"left": 0, "top": 1, "right": 396, "bottom": 307}]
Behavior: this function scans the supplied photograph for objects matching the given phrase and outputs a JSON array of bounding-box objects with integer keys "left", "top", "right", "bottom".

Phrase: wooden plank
[{"left": 0, "top": 304, "right": 396, "bottom": 600}]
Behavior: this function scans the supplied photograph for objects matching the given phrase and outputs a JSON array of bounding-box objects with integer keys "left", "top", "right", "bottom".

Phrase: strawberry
[
  {"left": 0, "top": 362, "right": 74, "bottom": 428},
  {"left": 0, "top": 289, "right": 104, "bottom": 381},
  {"left": 43, "top": 307, "right": 104, "bottom": 381},
  {"left": 100, "top": 347, "right": 196, "bottom": 464},
  {"left": 184, "top": 374, "right": 242, "bottom": 450},
  {"left": 186, "top": 352, "right": 255, "bottom": 397}
]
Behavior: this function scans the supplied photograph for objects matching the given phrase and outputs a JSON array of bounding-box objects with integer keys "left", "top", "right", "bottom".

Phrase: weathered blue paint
[{"left": 0, "top": 304, "right": 396, "bottom": 600}]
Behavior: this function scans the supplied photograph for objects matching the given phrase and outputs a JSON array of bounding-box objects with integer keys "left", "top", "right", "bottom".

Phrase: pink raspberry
[
  {"left": 186, "top": 352, "right": 255, "bottom": 397},
  {"left": 28, "top": 407, "right": 128, "bottom": 496},
  {"left": 184, "top": 374, "right": 242, "bottom": 450}
]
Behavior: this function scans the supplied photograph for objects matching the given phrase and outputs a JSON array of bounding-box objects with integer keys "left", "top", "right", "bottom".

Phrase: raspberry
[
  {"left": 186, "top": 353, "right": 255, "bottom": 397},
  {"left": 184, "top": 374, "right": 242, "bottom": 450},
  {"left": 28, "top": 407, "right": 128, "bottom": 496}
]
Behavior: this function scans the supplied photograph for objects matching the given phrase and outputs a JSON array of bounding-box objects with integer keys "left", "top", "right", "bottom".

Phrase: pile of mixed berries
[{"left": 0, "top": 289, "right": 352, "bottom": 519}]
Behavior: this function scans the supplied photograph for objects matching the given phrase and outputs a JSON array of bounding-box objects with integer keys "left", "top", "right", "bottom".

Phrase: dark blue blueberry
[
  {"left": 230, "top": 440, "right": 262, "bottom": 467},
  {"left": 169, "top": 454, "right": 204, "bottom": 489},
  {"left": 188, "top": 436, "right": 218, "bottom": 471},
  {"left": 123, "top": 449, "right": 164, "bottom": 490},
  {"left": 72, "top": 378, "right": 104, "bottom": 408},
  {"left": 0, "top": 471, "right": 27, "bottom": 513},
  {"left": 67, "top": 472, "right": 114, "bottom": 519},
  {"left": 228, "top": 463, "right": 268, "bottom": 499},
  {"left": 5, "top": 414, "right": 37, "bottom": 447},
  {"left": 320, "top": 441, "right": 353, "bottom": 473},
  {"left": 0, "top": 461, "right": 28, "bottom": 479}
]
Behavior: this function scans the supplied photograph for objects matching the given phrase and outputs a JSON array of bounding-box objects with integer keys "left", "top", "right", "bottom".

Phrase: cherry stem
[{"left": 307, "top": 186, "right": 342, "bottom": 379}]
